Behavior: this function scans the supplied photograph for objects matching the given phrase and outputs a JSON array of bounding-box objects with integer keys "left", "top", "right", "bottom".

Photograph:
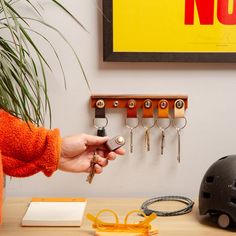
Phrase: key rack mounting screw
[
  {"left": 96, "top": 99, "right": 105, "bottom": 109},
  {"left": 128, "top": 99, "right": 136, "bottom": 109},
  {"left": 160, "top": 100, "right": 168, "bottom": 109},
  {"left": 144, "top": 99, "right": 152, "bottom": 109},
  {"left": 113, "top": 101, "right": 119, "bottom": 107},
  {"left": 175, "top": 99, "right": 184, "bottom": 109}
]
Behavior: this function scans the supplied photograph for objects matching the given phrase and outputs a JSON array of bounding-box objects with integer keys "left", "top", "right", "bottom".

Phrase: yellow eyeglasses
[{"left": 87, "top": 209, "right": 157, "bottom": 234}]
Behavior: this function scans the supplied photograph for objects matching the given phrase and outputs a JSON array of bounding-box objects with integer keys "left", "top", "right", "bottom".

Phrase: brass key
[
  {"left": 87, "top": 126, "right": 106, "bottom": 184},
  {"left": 141, "top": 118, "right": 155, "bottom": 152},
  {"left": 86, "top": 152, "right": 96, "bottom": 184},
  {"left": 160, "top": 130, "right": 165, "bottom": 155},
  {"left": 156, "top": 117, "right": 171, "bottom": 156},
  {"left": 86, "top": 152, "right": 99, "bottom": 184},
  {"left": 145, "top": 127, "right": 150, "bottom": 152},
  {"left": 86, "top": 135, "right": 125, "bottom": 184}
]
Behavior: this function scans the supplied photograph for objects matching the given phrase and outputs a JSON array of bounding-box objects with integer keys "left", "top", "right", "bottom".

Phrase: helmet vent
[
  {"left": 206, "top": 176, "right": 215, "bottom": 183},
  {"left": 233, "top": 181, "right": 236, "bottom": 188},
  {"left": 203, "top": 192, "right": 211, "bottom": 199},
  {"left": 231, "top": 198, "right": 236, "bottom": 204},
  {"left": 219, "top": 156, "right": 228, "bottom": 161}
]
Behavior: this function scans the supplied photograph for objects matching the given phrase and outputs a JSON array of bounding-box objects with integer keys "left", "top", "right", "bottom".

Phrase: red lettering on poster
[
  {"left": 218, "top": 0, "right": 236, "bottom": 24},
  {"left": 185, "top": 0, "right": 236, "bottom": 25},
  {"left": 185, "top": 0, "right": 214, "bottom": 25}
]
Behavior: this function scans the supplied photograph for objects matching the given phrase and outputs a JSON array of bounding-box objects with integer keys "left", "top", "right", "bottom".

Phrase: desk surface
[{"left": 0, "top": 198, "right": 235, "bottom": 235}]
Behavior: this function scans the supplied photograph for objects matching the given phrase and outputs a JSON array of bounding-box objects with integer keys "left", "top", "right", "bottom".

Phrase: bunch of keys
[{"left": 86, "top": 127, "right": 125, "bottom": 184}]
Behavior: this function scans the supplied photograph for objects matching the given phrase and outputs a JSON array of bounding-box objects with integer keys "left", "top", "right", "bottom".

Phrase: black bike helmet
[{"left": 199, "top": 155, "right": 236, "bottom": 228}]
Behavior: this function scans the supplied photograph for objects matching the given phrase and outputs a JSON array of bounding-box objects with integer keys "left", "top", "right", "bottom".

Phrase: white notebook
[{"left": 22, "top": 198, "right": 87, "bottom": 227}]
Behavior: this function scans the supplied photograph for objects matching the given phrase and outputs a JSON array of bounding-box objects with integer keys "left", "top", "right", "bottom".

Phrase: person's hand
[{"left": 58, "top": 133, "right": 125, "bottom": 174}]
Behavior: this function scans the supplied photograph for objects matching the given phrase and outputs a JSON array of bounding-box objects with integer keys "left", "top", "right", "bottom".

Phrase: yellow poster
[{"left": 112, "top": 0, "right": 236, "bottom": 52}]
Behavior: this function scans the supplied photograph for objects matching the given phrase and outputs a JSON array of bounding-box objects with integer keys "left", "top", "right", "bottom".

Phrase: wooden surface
[{"left": 0, "top": 198, "right": 236, "bottom": 236}]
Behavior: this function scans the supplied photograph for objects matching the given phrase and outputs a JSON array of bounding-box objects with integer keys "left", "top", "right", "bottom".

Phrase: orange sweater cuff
[{"left": 0, "top": 110, "right": 61, "bottom": 177}]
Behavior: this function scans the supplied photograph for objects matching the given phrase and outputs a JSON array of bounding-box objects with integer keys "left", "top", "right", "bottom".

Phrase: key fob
[
  {"left": 106, "top": 136, "right": 125, "bottom": 151},
  {"left": 97, "top": 127, "right": 107, "bottom": 137}
]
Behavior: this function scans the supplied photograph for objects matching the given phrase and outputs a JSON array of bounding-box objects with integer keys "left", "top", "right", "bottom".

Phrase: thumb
[{"left": 82, "top": 134, "right": 109, "bottom": 146}]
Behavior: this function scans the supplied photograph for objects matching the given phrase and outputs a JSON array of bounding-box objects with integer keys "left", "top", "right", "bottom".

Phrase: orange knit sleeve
[{"left": 0, "top": 110, "right": 61, "bottom": 177}]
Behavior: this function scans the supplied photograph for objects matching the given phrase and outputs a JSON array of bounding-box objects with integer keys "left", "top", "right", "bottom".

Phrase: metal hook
[
  {"left": 93, "top": 117, "right": 108, "bottom": 129},
  {"left": 172, "top": 117, "right": 187, "bottom": 131},
  {"left": 125, "top": 117, "right": 139, "bottom": 130},
  {"left": 156, "top": 117, "right": 171, "bottom": 132}
]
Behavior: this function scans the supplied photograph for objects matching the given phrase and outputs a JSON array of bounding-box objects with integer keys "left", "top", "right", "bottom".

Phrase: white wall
[{"left": 5, "top": 0, "right": 236, "bottom": 198}]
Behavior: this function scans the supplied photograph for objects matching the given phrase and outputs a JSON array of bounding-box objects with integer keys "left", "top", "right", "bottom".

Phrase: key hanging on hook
[
  {"left": 125, "top": 99, "right": 139, "bottom": 154},
  {"left": 156, "top": 99, "right": 171, "bottom": 156},
  {"left": 173, "top": 99, "right": 187, "bottom": 163},
  {"left": 142, "top": 99, "right": 155, "bottom": 152}
]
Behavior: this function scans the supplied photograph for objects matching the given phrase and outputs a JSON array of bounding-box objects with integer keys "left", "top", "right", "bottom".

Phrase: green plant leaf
[{"left": 0, "top": 0, "right": 89, "bottom": 126}]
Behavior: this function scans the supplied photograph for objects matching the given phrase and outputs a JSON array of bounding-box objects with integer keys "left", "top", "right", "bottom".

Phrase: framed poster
[{"left": 103, "top": 0, "right": 236, "bottom": 62}]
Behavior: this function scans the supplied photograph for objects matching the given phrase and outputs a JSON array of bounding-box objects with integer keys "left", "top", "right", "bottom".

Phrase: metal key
[
  {"left": 86, "top": 152, "right": 99, "bottom": 184},
  {"left": 87, "top": 135, "right": 125, "bottom": 184},
  {"left": 156, "top": 117, "right": 171, "bottom": 156},
  {"left": 129, "top": 128, "right": 134, "bottom": 153},
  {"left": 177, "top": 128, "right": 181, "bottom": 163},
  {"left": 172, "top": 117, "right": 187, "bottom": 163},
  {"left": 125, "top": 117, "right": 139, "bottom": 154},
  {"left": 160, "top": 130, "right": 165, "bottom": 155},
  {"left": 145, "top": 127, "right": 150, "bottom": 152},
  {"left": 86, "top": 127, "right": 107, "bottom": 184}
]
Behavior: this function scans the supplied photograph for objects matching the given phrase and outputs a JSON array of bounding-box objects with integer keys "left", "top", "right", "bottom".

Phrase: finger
[
  {"left": 94, "top": 164, "right": 103, "bottom": 174},
  {"left": 96, "top": 156, "right": 108, "bottom": 167},
  {"left": 82, "top": 134, "right": 109, "bottom": 146},
  {"left": 107, "top": 152, "right": 116, "bottom": 161},
  {"left": 96, "top": 149, "right": 105, "bottom": 158},
  {"left": 114, "top": 147, "right": 125, "bottom": 155},
  {"left": 96, "top": 149, "right": 116, "bottom": 160}
]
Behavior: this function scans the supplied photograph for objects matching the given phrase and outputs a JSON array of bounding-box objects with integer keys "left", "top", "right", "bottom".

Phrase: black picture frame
[{"left": 103, "top": 0, "right": 236, "bottom": 62}]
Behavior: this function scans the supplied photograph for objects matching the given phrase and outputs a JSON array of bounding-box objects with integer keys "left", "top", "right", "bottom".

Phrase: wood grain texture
[{"left": 1, "top": 198, "right": 235, "bottom": 236}]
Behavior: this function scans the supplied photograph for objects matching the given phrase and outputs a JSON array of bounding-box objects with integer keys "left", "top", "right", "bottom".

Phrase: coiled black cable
[{"left": 141, "top": 196, "right": 194, "bottom": 217}]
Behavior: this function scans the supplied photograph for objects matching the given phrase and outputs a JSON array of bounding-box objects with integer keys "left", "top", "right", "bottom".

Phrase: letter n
[{"left": 185, "top": 0, "right": 214, "bottom": 25}]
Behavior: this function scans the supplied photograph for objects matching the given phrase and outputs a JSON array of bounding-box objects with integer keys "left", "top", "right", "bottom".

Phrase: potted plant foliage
[{"left": 0, "top": 0, "right": 86, "bottom": 126}]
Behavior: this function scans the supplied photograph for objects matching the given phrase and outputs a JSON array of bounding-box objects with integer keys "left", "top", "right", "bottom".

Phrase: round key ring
[
  {"left": 156, "top": 116, "right": 171, "bottom": 132},
  {"left": 125, "top": 117, "right": 139, "bottom": 130},
  {"left": 172, "top": 116, "right": 187, "bottom": 131},
  {"left": 93, "top": 116, "right": 108, "bottom": 129},
  {"left": 141, "top": 117, "right": 156, "bottom": 131}
]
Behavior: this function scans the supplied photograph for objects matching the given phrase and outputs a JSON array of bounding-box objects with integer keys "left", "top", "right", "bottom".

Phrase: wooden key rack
[
  {"left": 91, "top": 94, "right": 188, "bottom": 110},
  {"left": 91, "top": 94, "right": 188, "bottom": 158}
]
